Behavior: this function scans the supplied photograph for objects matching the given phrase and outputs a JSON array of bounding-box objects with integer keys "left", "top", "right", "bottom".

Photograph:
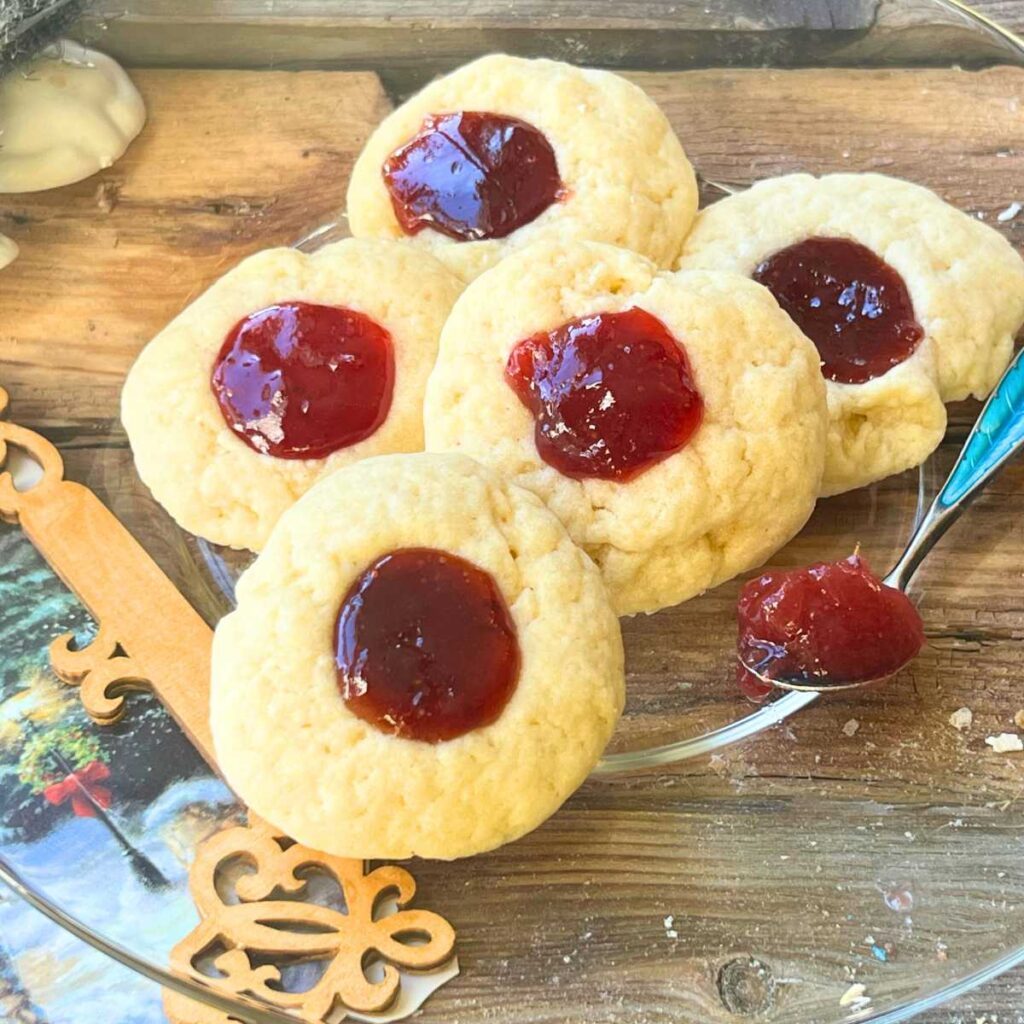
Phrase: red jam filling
[
  {"left": 736, "top": 663, "right": 775, "bottom": 705},
  {"left": 504, "top": 308, "right": 704, "bottom": 482},
  {"left": 752, "top": 236, "right": 924, "bottom": 385},
  {"left": 736, "top": 553, "right": 925, "bottom": 689},
  {"left": 211, "top": 302, "right": 394, "bottom": 460},
  {"left": 335, "top": 547, "right": 520, "bottom": 743},
  {"left": 382, "top": 111, "right": 563, "bottom": 242}
]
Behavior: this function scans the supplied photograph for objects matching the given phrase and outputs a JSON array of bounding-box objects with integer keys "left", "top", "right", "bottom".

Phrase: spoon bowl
[
  {"left": 746, "top": 669, "right": 894, "bottom": 693},
  {"left": 739, "top": 343, "right": 1024, "bottom": 694}
]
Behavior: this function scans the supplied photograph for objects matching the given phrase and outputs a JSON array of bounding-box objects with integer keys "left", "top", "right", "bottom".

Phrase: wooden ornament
[
  {"left": 165, "top": 815, "right": 456, "bottom": 1022},
  {"left": 0, "top": 386, "right": 216, "bottom": 764},
  {"left": 0, "top": 387, "right": 458, "bottom": 1022}
]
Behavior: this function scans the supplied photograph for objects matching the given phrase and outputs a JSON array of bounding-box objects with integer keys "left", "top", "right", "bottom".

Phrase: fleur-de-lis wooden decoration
[
  {"left": 165, "top": 816, "right": 456, "bottom": 1023},
  {"left": 0, "top": 387, "right": 458, "bottom": 1022}
]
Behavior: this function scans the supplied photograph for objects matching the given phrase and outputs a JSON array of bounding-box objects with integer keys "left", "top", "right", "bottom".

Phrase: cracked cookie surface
[
  {"left": 424, "top": 240, "right": 828, "bottom": 615},
  {"left": 347, "top": 54, "right": 697, "bottom": 282},
  {"left": 122, "top": 238, "right": 463, "bottom": 550},
  {"left": 679, "top": 173, "right": 1024, "bottom": 495},
  {"left": 211, "top": 452, "right": 624, "bottom": 860}
]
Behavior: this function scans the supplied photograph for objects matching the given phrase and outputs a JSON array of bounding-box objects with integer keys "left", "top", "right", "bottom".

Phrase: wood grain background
[{"left": 4, "top": 19, "right": 1024, "bottom": 1023}]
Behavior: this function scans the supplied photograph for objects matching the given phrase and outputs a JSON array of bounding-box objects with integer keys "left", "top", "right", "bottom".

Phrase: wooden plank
[
  {"left": 634, "top": 66, "right": 1024, "bottom": 218},
  {"left": 974, "top": 0, "right": 1024, "bottom": 35},
  {"left": 2, "top": 66, "right": 1022, "bottom": 437},
  {"left": 0, "top": 68, "right": 390, "bottom": 432},
  {"left": 77, "top": 0, "right": 881, "bottom": 31},
  {"left": 66, "top": 0, "right": 1024, "bottom": 35},
  {"left": 67, "top": 0, "right": 1021, "bottom": 74}
]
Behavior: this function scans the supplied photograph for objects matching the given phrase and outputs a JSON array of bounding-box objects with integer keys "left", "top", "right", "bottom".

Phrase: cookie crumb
[
  {"left": 986, "top": 733, "right": 1024, "bottom": 753},
  {"left": 1014, "top": 710, "right": 1024, "bottom": 731},
  {"left": 839, "top": 982, "right": 869, "bottom": 1008},
  {"left": 949, "top": 707, "right": 973, "bottom": 731},
  {"left": 842, "top": 718, "right": 860, "bottom": 737},
  {"left": 997, "top": 201, "right": 1022, "bottom": 222},
  {"left": 95, "top": 180, "right": 120, "bottom": 213}
]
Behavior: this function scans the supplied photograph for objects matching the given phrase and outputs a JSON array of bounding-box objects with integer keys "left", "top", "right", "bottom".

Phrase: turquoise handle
[{"left": 939, "top": 347, "right": 1024, "bottom": 509}]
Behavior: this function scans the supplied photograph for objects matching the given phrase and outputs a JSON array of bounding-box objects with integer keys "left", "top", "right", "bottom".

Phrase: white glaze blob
[{"left": 0, "top": 41, "right": 145, "bottom": 193}]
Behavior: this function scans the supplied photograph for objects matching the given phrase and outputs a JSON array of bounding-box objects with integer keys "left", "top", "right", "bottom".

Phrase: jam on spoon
[
  {"left": 335, "top": 547, "right": 520, "bottom": 743},
  {"left": 211, "top": 301, "right": 394, "bottom": 460},
  {"left": 736, "top": 552, "right": 925, "bottom": 695},
  {"left": 753, "top": 236, "right": 924, "bottom": 385},
  {"left": 382, "top": 111, "right": 563, "bottom": 242},
  {"left": 504, "top": 307, "right": 704, "bottom": 481}
]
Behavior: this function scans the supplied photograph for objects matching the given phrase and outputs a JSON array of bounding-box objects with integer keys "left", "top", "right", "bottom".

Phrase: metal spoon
[{"left": 740, "top": 343, "right": 1024, "bottom": 692}]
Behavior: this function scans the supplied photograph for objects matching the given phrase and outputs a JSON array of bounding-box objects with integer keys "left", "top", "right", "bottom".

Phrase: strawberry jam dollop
[
  {"left": 335, "top": 548, "right": 520, "bottom": 743},
  {"left": 752, "top": 236, "right": 924, "bottom": 385},
  {"left": 736, "top": 663, "right": 775, "bottom": 705},
  {"left": 504, "top": 307, "right": 704, "bottom": 481},
  {"left": 736, "top": 553, "right": 925, "bottom": 690},
  {"left": 382, "top": 111, "right": 562, "bottom": 241},
  {"left": 211, "top": 302, "right": 394, "bottom": 460}
]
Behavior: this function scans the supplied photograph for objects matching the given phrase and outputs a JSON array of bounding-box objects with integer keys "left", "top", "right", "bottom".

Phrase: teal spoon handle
[{"left": 885, "top": 346, "right": 1024, "bottom": 592}]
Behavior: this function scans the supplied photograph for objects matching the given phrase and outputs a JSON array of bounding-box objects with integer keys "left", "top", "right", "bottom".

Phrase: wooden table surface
[
  {"left": 828, "top": 12, "right": 1024, "bottom": 1018},
  {"left": 4, "top": 5, "right": 1024, "bottom": 1022}
]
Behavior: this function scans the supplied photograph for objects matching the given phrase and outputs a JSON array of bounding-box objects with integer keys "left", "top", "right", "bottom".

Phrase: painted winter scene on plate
[{"left": 0, "top": 522, "right": 241, "bottom": 1024}]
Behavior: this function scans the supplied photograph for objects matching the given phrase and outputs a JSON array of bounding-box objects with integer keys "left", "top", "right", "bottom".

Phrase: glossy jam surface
[
  {"left": 211, "top": 302, "right": 394, "bottom": 460},
  {"left": 382, "top": 111, "right": 562, "bottom": 242},
  {"left": 736, "top": 553, "right": 926, "bottom": 689},
  {"left": 505, "top": 307, "right": 704, "bottom": 481},
  {"left": 335, "top": 548, "right": 520, "bottom": 743},
  {"left": 752, "top": 236, "right": 924, "bottom": 385},
  {"left": 736, "top": 663, "right": 775, "bottom": 705}
]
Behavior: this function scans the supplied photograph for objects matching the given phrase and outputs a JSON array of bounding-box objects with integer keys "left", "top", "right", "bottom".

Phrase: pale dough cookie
[
  {"left": 122, "top": 238, "right": 463, "bottom": 551},
  {"left": 0, "top": 42, "right": 145, "bottom": 192},
  {"left": 211, "top": 452, "right": 625, "bottom": 860},
  {"left": 423, "top": 240, "right": 828, "bottom": 616},
  {"left": 679, "top": 173, "right": 1024, "bottom": 495},
  {"left": 347, "top": 54, "right": 697, "bottom": 282}
]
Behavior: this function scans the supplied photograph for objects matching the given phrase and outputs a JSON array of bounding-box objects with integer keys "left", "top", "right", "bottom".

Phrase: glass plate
[{"left": 3, "top": 2, "right": 1024, "bottom": 1022}]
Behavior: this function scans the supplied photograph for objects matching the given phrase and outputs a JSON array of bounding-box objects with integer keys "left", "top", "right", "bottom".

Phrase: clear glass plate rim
[
  {"left": 4, "top": 842, "right": 1024, "bottom": 1024},
  {"left": 5, "top": 2, "right": 1024, "bottom": 1020}
]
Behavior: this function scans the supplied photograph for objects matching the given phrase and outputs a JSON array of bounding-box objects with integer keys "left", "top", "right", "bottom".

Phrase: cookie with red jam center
[
  {"left": 680, "top": 172, "right": 1024, "bottom": 495},
  {"left": 425, "top": 240, "right": 829, "bottom": 616},
  {"left": 122, "top": 239, "right": 463, "bottom": 551},
  {"left": 211, "top": 453, "right": 624, "bottom": 861},
  {"left": 348, "top": 54, "right": 698, "bottom": 281}
]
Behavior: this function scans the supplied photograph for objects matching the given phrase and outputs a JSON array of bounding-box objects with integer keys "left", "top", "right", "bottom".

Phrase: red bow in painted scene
[{"left": 43, "top": 760, "right": 112, "bottom": 818}]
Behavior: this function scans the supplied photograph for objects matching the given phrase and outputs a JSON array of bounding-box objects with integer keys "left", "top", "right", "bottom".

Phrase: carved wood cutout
[
  {"left": 165, "top": 815, "right": 456, "bottom": 1022},
  {"left": 0, "top": 388, "right": 459, "bottom": 1021},
  {"left": 0, "top": 386, "right": 216, "bottom": 762}
]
